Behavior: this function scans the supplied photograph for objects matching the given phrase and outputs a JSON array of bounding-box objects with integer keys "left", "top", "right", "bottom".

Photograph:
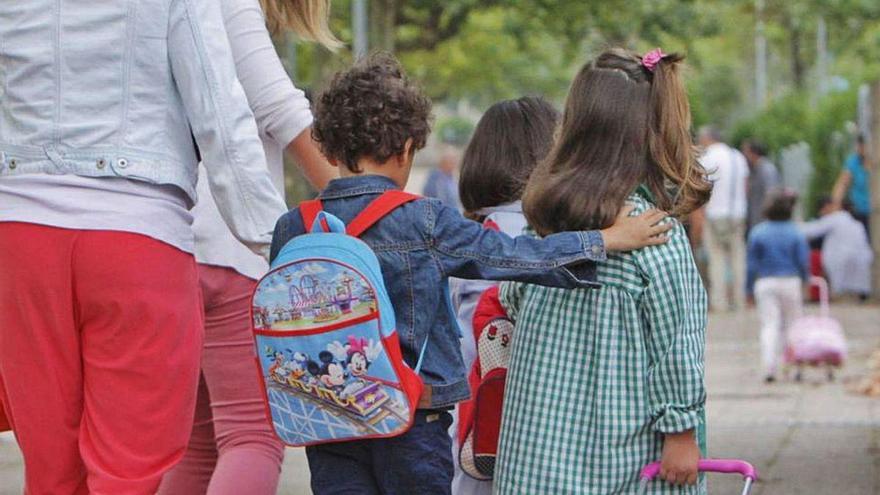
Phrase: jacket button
[
  {"left": 117, "top": 158, "right": 129, "bottom": 168},
  {"left": 592, "top": 245, "right": 601, "bottom": 255},
  {"left": 8, "top": 159, "right": 16, "bottom": 170},
  {"left": 97, "top": 159, "right": 106, "bottom": 169}
]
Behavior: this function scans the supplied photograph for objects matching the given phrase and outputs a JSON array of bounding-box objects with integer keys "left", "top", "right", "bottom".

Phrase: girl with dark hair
[
  {"left": 449, "top": 96, "right": 559, "bottom": 495},
  {"left": 496, "top": 48, "right": 712, "bottom": 494},
  {"left": 746, "top": 191, "right": 809, "bottom": 383}
]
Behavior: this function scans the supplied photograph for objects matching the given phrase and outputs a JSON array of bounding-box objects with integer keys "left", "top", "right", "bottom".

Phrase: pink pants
[
  {"left": 158, "top": 264, "right": 284, "bottom": 495},
  {"left": 0, "top": 222, "right": 203, "bottom": 494}
]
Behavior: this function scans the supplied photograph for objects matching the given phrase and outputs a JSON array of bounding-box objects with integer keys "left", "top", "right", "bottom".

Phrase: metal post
[
  {"left": 869, "top": 83, "right": 880, "bottom": 301},
  {"left": 352, "top": 0, "right": 368, "bottom": 60},
  {"left": 817, "top": 16, "right": 829, "bottom": 95},
  {"left": 755, "top": 0, "right": 767, "bottom": 108}
]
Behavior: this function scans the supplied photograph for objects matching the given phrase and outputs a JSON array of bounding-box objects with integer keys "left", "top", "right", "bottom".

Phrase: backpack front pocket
[{"left": 252, "top": 258, "right": 416, "bottom": 446}]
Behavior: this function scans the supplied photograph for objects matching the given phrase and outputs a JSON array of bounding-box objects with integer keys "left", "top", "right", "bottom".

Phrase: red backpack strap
[
  {"left": 347, "top": 190, "right": 419, "bottom": 237},
  {"left": 299, "top": 199, "right": 325, "bottom": 232}
]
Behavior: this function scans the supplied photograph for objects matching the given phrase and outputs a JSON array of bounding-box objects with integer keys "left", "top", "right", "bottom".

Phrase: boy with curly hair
[{"left": 269, "top": 53, "right": 670, "bottom": 494}]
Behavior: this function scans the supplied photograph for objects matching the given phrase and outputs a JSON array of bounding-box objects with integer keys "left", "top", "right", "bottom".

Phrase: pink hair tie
[{"left": 641, "top": 48, "right": 665, "bottom": 72}]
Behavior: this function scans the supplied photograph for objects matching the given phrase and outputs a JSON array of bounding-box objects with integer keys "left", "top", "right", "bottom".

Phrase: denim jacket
[
  {"left": 0, "top": 0, "right": 286, "bottom": 255},
  {"left": 270, "top": 175, "right": 607, "bottom": 407}
]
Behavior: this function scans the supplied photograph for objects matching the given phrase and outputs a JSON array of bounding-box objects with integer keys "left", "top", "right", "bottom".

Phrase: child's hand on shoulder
[
  {"left": 600, "top": 205, "right": 672, "bottom": 252},
  {"left": 660, "top": 429, "right": 700, "bottom": 486}
]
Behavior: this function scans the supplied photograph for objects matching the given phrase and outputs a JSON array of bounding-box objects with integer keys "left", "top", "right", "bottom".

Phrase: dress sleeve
[
  {"left": 635, "top": 221, "right": 707, "bottom": 434},
  {"left": 800, "top": 216, "right": 835, "bottom": 240},
  {"left": 498, "top": 281, "right": 525, "bottom": 323},
  {"left": 746, "top": 230, "right": 761, "bottom": 295},
  {"left": 222, "top": 0, "right": 313, "bottom": 147}
]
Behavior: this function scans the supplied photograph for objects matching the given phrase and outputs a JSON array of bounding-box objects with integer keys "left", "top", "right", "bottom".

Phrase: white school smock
[{"left": 801, "top": 211, "right": 873, "bottom": 295}]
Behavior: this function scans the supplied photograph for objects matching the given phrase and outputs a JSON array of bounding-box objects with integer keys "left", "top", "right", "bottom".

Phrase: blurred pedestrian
[
  {"left": 698, "top": 126, "right": 750, "bottom": 311},
  {"left": 832, "top": 134, "right": 871, "bottom": 238},
  {"left": 423, "top": 146, "right": 463, "bottom": 210},
  {"left": 746, "top": 191, "right": 809, "bottom": 383},
  {"left": 742, "top": 138, "right": 781, "bottom": 232},
  {"left": 802, "top": 196, "right": 873, "bottom": 300}
]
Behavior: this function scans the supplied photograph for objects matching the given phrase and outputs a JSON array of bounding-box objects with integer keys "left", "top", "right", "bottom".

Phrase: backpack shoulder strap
[
  {"left": 347, "top": 190, "right": 420, "bottom": 237},
  {"left": 299, "top": 199, "right": 325, "bottom": 232}
]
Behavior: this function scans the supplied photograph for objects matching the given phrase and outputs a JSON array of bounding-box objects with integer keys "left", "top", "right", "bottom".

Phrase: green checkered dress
[{"left": 495, "top": 191, "right": 707, "bottom": 495}]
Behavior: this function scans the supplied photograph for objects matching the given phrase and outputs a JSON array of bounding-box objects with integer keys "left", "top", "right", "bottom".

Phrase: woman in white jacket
[
  {"left": 0, "top": 1, "right": 287, "bottom": 493},
  {"left": 159, "top": 2, "right": 338, "bottom": 494}
]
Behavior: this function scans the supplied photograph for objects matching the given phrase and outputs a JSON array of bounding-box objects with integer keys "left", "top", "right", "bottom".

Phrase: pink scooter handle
[{"left": 638, "top": 459, "right": 757, "bottom": 495}]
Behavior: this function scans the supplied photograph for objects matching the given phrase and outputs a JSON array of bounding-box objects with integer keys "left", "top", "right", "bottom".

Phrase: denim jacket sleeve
[
  {"left": 429, "top": 201, "right": 605, "bottom": 288},
  {"left": 169, "top": 0, "right": 287, "bottom": 259}
]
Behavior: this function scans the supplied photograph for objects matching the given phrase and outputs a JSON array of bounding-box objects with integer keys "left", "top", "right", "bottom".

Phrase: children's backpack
[
  {"left": 250, "top": 191, "right": 426, "bottom": 447},
  {"left": 457, "top": 286, "right": 514, "bottom": 480}
]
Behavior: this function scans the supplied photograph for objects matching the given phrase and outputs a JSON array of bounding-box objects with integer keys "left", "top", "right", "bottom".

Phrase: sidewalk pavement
[{"left": 1, "top": 302, "right": 877, "bottom": 494}]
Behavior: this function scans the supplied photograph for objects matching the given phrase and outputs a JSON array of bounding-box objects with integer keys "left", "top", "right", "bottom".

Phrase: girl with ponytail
[{"left": 495, "top": 49, "right": 711, "bottom": 494}]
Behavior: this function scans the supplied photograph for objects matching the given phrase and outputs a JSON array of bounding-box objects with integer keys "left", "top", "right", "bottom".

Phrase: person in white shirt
[
  {"left": 698, "top": 126, "right": 750, "bottom": 311},
  {"left": 158, "top": 1, "right": 339, "bottom": 494}
]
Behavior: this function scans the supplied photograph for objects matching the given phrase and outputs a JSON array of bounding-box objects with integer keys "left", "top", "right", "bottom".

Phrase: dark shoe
[{"left": 764, "top": 375, "right": 776, "bottom": 384}]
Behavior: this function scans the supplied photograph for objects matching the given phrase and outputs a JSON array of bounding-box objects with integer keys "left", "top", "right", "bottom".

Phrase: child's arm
[
  {"left": 745, "top": 233, "right": 760, "bottom": 297},
  {"left": 635, "top": 221, "right": 706, "bottom": 485},
  {"left": 796, "top": 233, "right": 811, "bottom": 282},
  {"left": 430, "top": 202, "right": 670, "bottom": 289},
  {"left": 800, "top": 215, "right": 834, "bottom": 240},
  {"left": 660, "top": 429, "right": 700, "bottom": 486}
]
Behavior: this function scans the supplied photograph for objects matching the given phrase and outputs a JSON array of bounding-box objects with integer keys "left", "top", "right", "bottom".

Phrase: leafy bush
[{"left": 435, "top": 115, "right": 475, "bottom": 146}]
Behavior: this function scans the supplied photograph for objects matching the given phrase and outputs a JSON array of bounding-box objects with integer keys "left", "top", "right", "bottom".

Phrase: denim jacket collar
[{"left": 320, "top": 175, "right": 400, "bottom": 200}]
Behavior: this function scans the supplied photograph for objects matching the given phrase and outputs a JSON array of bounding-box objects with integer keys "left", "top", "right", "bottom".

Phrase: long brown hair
[
  {"left": 260, "top": 0, "right": 342, "bottom": 50},
  {"left": 459, "top": 96, "right": 559, "bottom": 215},
  {"left": 522, "top": 48, "right": 712, "bottom": 236}
]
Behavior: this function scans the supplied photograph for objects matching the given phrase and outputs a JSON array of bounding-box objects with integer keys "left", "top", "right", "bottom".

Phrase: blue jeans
[{"left": 306, "top": 410, "right": 454, "bottom": 495}]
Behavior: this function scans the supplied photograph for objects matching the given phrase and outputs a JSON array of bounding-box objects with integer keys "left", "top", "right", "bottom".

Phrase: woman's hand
[
  {"left": 600, "top": 206, "right": 672, "bottom": 252},
  {"left": 660, "top": 429, "right": 700, "bottom": 486}
]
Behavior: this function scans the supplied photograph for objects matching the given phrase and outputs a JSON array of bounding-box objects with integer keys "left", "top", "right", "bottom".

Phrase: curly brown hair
[{"left": 312, "top": 53, "right": 433, "bottom": 173}]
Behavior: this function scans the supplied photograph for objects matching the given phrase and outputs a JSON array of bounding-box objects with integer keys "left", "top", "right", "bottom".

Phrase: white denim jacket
[{"left": 0, "top": 0, "right": 286, "bottom": 256}]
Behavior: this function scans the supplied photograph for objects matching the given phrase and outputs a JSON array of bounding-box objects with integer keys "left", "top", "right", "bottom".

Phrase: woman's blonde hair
[{"left": 259, "top": 0, "right": 342, "bottom": 50}]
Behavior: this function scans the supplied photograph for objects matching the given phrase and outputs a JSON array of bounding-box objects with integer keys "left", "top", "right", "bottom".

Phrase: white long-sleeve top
[{"left": 192, "top": 0, "right": 315, "bottom": 279}]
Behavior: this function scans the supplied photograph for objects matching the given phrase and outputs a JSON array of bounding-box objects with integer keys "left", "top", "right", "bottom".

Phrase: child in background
[
  {"left": 495, "top": 48, "right": 713, "bottom": 494},
  {"left": 268, "top": 53, "right": 672, "bottom": 495},
  {"left": 449, "top": 96, "right": 559, "bottom": 495},
  {"left": 802, "top": 196, "right": 873, "bottom": 300},
  {"left": 747, "top": 191, "right": 810, "bottom": 383}
]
